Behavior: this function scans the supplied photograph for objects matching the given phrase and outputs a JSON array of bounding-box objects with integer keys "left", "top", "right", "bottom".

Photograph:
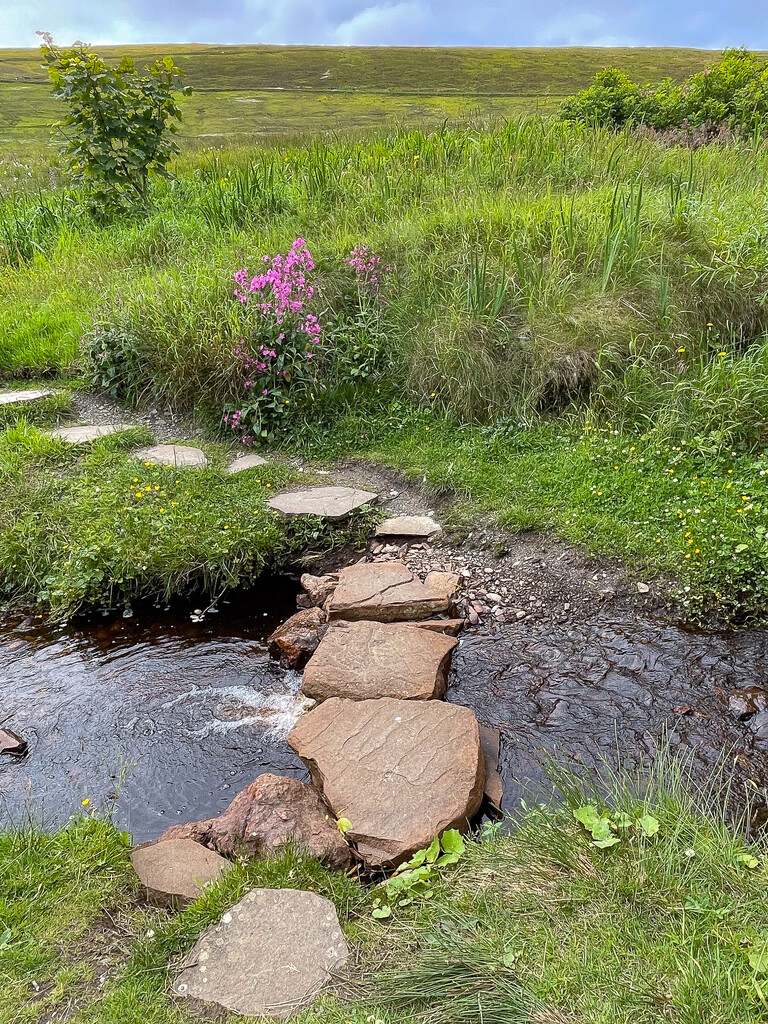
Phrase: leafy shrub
[
  {"left": 560, "top": 48, "right": 768, "bottom": 136},
  {"left": 89, "top": 324, "right": 145, "bottom": 399},
  {"left": 39, "top": 33, "right": 189, "bottom": 217}
]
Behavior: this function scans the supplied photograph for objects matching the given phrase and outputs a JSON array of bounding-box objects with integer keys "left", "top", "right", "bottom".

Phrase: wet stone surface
[{"left": 447, "top": 615, "right": 768, "bottom": 823}]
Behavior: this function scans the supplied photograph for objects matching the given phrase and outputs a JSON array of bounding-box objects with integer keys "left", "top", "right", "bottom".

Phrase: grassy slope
[
  {"left": 0, "top": 44, "right": 749, "bottom": 144},
  {"left": 6, "top": 761, "right": 768, "bottom": 1024}
]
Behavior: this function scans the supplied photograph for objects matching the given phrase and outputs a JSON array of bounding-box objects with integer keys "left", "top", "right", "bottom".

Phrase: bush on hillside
[{"left": 560, "top": 48, "right": 768, "bottom": 136}]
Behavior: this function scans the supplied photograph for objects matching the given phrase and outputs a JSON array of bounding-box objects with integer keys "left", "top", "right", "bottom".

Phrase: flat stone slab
[
  {"left": 47, "top": 423, "right": 139, "bottom": 443},
  {"left": 268, "top": 486, "right": 376, "bottom": 518},
  {"left": 134, "top": 444, "right": 208, "bottom": 468},
  {"left": 327, "top": 560, "right": 454, "bottom": 622},
  {"left": 174, "top": 888, "right": 349, "bottom": 1019},
  {"left": 227, "top": 452, "right": 268, "bottom": 474},
  {"left": 288, "top": 697, "right": 484, "bottom": 867},
  {"left": 158, "top": 773, "right": 353, "bottom": 870},
  {"left": 375, "top": 515, "right": 442, "bottom": 538},
  {"left": 0, "top": 389, "right": 56, "bottom": 406},
  {"left": 130, "top": 838, "right": 232, "bottom": 907},
  {"left": 302, "top": 620, "right": 457, "bottom": 702}
]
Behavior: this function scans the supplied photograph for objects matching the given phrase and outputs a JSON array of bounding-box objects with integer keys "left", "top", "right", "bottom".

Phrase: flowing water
[
  {"left": 3, "top": 589, "right": 768, "bottom": 841},
  {"left": 0, "top": 580, "right": 308, "bottom": 842},
  {"left": 448, "top": 615, "right": 768, "bottom": 823}
]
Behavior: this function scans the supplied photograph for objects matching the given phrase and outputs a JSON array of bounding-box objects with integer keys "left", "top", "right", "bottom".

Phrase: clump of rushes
[{"left": 225, "top": 238, "right": 323, "bottom": 442}]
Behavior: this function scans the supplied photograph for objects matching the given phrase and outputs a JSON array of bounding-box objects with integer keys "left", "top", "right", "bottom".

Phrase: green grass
[
  {"left": 6, "top": 755, "right": 768, "bottom": 1024},
  {"left": 4, "top": 114, "right": 768, "bottom": 615},
  {"left": 0, "top": 44, "right": 754, "bottom": 147},
  {"left": 0, "top": 419, "right": 375, "bottom": 614}
]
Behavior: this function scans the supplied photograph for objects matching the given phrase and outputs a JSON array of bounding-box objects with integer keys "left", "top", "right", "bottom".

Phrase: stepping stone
[
  {"left": 129, "top": 838, "right": 232, "bottom": 908},
  {"left": 268, "top": 485, "right": 377, "bottom": 518},
  {"left": 133, "top": 444, "right": 208, "bottom": 468},
  {"left": 302, "top": 620, "right": 457, "bottom": 702},
  {"left": 327, "top": 560, "right": 455, "bottom": 622},
  {"left": 479, "top": 726, "right": 504, "bottom": 809},
  {"left": 47, "top": 423, "right": 139, "bottom": 443},
  {"left": 227, "top": 452, "right": 268, "bottom": 474},
  {"left": 375, "top": 515, "right": 442, "bottom": 538},
  {"left": 0, "top": 389, "right": 56, "bottom": 406},
  {"left": 174, "top": 888, "right": 349, "bottom": 1019},
  {"left": 159, "top": 773, "right": 353, "bottom": 870},
  {"left": 268, "top": 607, "right": 329, "bottom": 669},
  {"left": 288, "top": 697, "right": 484, "bottom": 867},
  {"left": 298, "top": 572, "right": 338, "bottom": 608},
  {"left": 414, "top": 619, "right": 465, "bottom": 636}
]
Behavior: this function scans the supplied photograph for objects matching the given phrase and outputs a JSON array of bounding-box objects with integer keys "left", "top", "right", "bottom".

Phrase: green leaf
[
  {"left": 593, "top": 836, "right": 621, "bottom": 849},
  {"left": 590, "top": 818, "right": 613, "bottom": 841},
  {"left": 372, "top": 906, "right": 392, "bottom": 920},
  {"left": 502, "top": 950, "right": 519, "bottom": 968},
  {"left": 0, "top": 928, "right": 11, "bottom": 950},
  {"left": 736, "top": 543, "right": 749, "bottom": 553},
  {"left": 738, "top": 852, "right": 760, "bottom": 869},
  {"left": 336, "top": 817, "right": 352, "bottom": 836},
  {"left": 440, "top": 829, "right": 465, "bottom": 856},
  {"left": 425, "top": 836, "right": 441, "bottom": 863},
  {"left": 573, "top": 804, "right": 600, "bottom": 829},
  {"left": 637, "top": 814, "right": 660, "bottom": 838},
  {"left": 613, "top": 811, "right": 634, "bottom": 829}
]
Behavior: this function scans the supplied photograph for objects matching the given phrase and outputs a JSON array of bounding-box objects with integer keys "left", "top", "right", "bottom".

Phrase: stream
[{"left": 3, "top": 588, "right": 768, "bottom": 840}]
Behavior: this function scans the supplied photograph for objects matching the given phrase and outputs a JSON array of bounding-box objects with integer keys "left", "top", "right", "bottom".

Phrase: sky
[{"left": 0, "top": 1, "right": 764, "bottom": 50}]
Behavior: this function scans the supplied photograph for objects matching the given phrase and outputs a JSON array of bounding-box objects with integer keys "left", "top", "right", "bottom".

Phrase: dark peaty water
[
  {"left": 5, "top": 591, "right": 768, "bottom": 843},
  {"left": 0, "top": 580, "right": 309, "bottom": 842},
  {"left": 447, "top": 616, "right": 768, "bottom": 822}
]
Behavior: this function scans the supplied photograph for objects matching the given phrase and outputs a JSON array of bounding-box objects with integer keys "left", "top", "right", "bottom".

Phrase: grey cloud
[{"left": 1, "top": 0, "right": 765, "bottom": 49}]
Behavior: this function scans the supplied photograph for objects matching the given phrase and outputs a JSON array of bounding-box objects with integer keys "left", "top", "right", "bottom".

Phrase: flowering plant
[{"left": 224, "top": 238, "right": 323, "bottom": 441}]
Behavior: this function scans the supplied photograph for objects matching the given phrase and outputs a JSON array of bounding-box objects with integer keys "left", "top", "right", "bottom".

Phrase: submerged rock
[
  {"left": 302, "top": 620, "right": 457, "bottom": 701},
  {"left": 157, "top": 773, "right": 353, "bottom": 870},
  {"left": 130, "top": 838, "right": 232, "bottom": 907},
  {"left": 327, "top": 560, "right": 455, "bottom": 622},
  {"left": 174, "top": 888, "right": 349, "bottom": 1020},
  {"left": 288, "top": 697, "right": 484, "bottom": 867},
  {"left": 479, "top": 725, "right": 504, "bottom": 809},
  {"left": 0, "top": 728, "right": 27, "bottom": 755},
  {"left": 728, "top": 687, "right": 768, "bottom": 720},
  {"left": 268, "top": 607, "right": 328, "bottom": 669}
]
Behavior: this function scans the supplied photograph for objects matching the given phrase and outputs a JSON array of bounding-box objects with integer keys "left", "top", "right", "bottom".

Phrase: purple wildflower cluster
[
  {"left": 348, "top": 245, "right": 392, "bottom": 293},
  {"left": 224, "top": 239, "right": 324, "bottom": 441}
]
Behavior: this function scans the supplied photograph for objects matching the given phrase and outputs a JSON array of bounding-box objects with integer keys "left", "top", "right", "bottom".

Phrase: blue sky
[{"left": 0, "top": 1, "right": 763, "bottom": 49}]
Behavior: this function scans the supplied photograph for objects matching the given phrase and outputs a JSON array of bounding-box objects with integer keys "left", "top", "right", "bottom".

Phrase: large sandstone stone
[
  {"left": 414, "top": 618, "right": 465, "bottom": 636},
  {"left": 375, "top": 515, "right": 442, "bottom": 538},
  {"left": 47, "top": 423, "right": 138, "bottom": 443},
  {"left": 327, "top": 561, "right": 454, "bottom": 622},
  {"left": 130, "top": 838, "right": 232, "bottom": 907},
  {"left": 0, "top": 389, "right": 56, "bottom": 406},
  {"left": 158, "top": 773, "right": 353, "bottom": 870},
  {"left": 134, "top": 444, "right": 208, "bottom": 468},
  {"left": 288, "top": 697, "right": 484, "bottom": 867},
  {"left": 302, "top": 620, "right": 457, "bottom": 702},
  {"left": 268, "top": 607, "right": 328, "bottom": 669},
  {"left": 174, "top": 888, "right": 348, "bottom": 1019},
  {"left": 268, "top": 486, "right": 377, "bottom": 518}
]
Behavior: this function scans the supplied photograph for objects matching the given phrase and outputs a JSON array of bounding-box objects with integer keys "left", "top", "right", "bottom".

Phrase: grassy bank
[
  {"left": 0, "top": 417, "right": 375, "bottom": 616},
  {"left": 5, "top": 757, "right": 768, "bottom": 1023},
  {"left": 4, "top": 114, "right": 768, "bottom": 616}
]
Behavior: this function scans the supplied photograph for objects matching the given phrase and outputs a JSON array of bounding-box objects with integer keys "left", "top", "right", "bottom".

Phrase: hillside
[{"left": 0, "top": 44, "right": 745, "bottom": 145}]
